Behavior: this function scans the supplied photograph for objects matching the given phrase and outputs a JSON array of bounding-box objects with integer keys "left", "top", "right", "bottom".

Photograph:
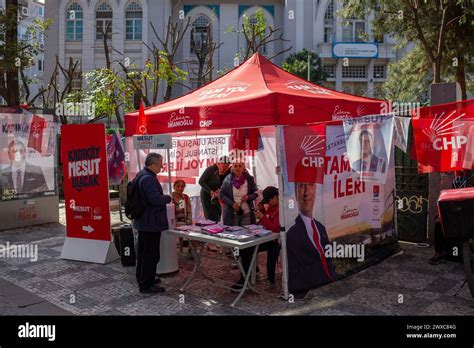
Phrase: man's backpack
[{"left": 125, "top": 174, "right": 147, "bottom": 219}]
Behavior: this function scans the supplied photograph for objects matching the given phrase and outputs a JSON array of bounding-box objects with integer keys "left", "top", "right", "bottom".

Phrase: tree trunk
[
  {"left": 456, "top": 55, "right": 467, "bottom": 100},
  {"left": 164, "top": 84, "right": 172, "bottom": 102},
  {"left": 5, "top": 0, "right": 20, "bottom": 106},
  {"left": 114, "top": 105, "right": 123, "bottom": 128},
  {"left": 433, "top": 61, "right": 442, "bottom": 84},
  {"left": 197, "top": 63, "right": 204, "bottom": 88}
]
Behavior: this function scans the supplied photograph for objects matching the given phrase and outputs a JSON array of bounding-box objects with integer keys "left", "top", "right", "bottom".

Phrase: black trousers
[
  {"left": 136, "top": 230, "right": 161, "bottom": 290},
  {"left": 200, "top": 190, "right": 221, "bottom": 222},
  {"left": 240, "top": 240, "right": 280, "bottom": 284}
]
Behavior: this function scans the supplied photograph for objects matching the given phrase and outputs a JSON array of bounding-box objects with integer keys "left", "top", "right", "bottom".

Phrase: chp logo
[
  {"left": 300, "top": 135, "right": 325, "bottom": 168},
  {"left": 373, "top": 185, "right": 380, "bottom": 198},
  {"left": 422, "top": 110, "right": 467, "bottom": 151},
  {"left": 199, "top": 106, "right": 213, "bottom": 128}
]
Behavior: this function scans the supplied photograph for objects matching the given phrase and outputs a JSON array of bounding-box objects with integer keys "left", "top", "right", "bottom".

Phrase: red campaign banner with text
[
  {"left": 412, "top": 99, "right": 474, "bottom": 173},
  {"left": 61, "top": 124, "right": 111, "bottom": 241},
  {"left": 283, "top": 124, "right": 326, "bottom": 184},
  {"left": 27, "top": 114, "right": 47, "bottom": 153}
]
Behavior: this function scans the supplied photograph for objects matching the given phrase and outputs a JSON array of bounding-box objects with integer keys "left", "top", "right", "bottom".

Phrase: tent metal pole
[
  {"left": 167, "top": 147, "right": 172, "bottom": 195},
  {"left": 276, "top": 126, "right": 289, "bottom": 301},
  {"left": 136, "top": 149, "right": 142, "bottom": 171}
]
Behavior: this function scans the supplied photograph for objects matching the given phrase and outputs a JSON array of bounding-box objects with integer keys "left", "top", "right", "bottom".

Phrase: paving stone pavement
[{"left": 0, "top": 212, "right": 473, "bottom": 315}]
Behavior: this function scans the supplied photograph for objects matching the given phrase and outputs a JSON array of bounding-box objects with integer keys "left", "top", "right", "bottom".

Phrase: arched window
[
  {"left": 96, "top": 2, "right": 113, "bottom": 40},
  {"left": 190, "top": 15, "right": 210, "bottom": 54},
  {"left": 126, "top": 2, "right": 142, "bottom": 40},
  {"left": 66, "top": 3, "right": 83, "bottom": 41}
]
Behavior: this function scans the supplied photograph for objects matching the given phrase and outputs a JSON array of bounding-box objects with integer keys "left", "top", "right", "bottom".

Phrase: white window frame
[
  {"left": 190, "top": 15, "right": 210, "bottom": 54},
  {"left": 323, "top": 64, "right": 335, "bottom": 78},
  {"left": 96, "top": 2, "right": 113, "bottom": 40},
  {"left": 342, "top": 20, "right": 366, "bottom": 42},
  {"left": 125, "top": 2, "right": 142, "bottom": 40},
  {"left": 373, "top": 64, "right": 386, "bottom": 79},
  {"left": 66, "top": 3, "right": 83, "bottom": 41},
  {"left": 342, "top": 65, "right": 367, "bottom": 79}
]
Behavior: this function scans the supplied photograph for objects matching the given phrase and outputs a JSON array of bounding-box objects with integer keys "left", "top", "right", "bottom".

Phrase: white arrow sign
[{"left": 82, "top": 225, "right": 94, "bottom": 233}]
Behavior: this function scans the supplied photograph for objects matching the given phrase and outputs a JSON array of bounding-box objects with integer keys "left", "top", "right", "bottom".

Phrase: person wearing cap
[
  {"left": 198, "top": 156, "right": 231, "bottom": 223},
  {"left": 235, "top": 186, "right": 281, "bottom": 289},
  {"left": 287, "top": 161, "right": 337, "bottom": 298}
]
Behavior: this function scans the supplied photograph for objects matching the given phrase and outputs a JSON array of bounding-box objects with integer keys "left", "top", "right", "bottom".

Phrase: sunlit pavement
[{"left": 0, "top": 206, "right": 473, "bottom": 316}]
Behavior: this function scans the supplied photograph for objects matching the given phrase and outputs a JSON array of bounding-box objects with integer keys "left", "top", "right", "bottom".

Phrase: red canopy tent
[
  {"left": 125, "top": 53, "right": 385, "bottom": 135},
  {"left": 124, "top": 53, "right": 391, "bottom": 300}
]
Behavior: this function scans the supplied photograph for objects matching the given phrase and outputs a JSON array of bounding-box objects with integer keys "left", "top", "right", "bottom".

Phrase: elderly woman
[
  {"left": 220, "top": 161, "right": 258, "bottom": 288},
  {"left": 172, "top": 179, "right": 192, "bottom": 226},
  {"left": 220, "top": 161, "right": 258, "bottom": 227}
]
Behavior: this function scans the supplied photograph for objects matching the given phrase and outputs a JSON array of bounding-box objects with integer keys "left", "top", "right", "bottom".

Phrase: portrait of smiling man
[
  {"left": 1, "top": 139, "right": 48, "bottom": 195},
  {"left": 286, "top": 163, "right": 337, "bottom": 299}
]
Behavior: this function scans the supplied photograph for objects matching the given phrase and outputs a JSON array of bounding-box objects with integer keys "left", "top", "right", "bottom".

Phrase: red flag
[
  {"left": 28, "top": 114, "right": 47, "bottom": 153},
  {"left": 412, "top": 99, "right": 474, "bottom": 173},
  {"left": 136, "top": 100, "right": 147, "bottom": 135},
  {"left": 229, "top": 128, "right": 261, "bottom": 154}
]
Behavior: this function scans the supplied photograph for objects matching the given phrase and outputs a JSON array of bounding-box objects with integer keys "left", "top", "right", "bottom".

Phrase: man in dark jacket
[
  {"left": 1, "top": 140, "right": 48, "bottom": 196},
  {"left": 287, "top": 167, "right": 337, "bottom": 299},
  {"left": 352, "top": 129, "right": 386, "bottom": 173},
  {"left": 198, "top": 156, "right": 230, "bottom": 222},
  {"left": 133, "top": 153, "right": 171, "bottom": 294}
]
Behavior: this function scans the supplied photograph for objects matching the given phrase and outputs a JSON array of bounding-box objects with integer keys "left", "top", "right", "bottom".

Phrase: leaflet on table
[
  {"left": 217, "top": 233, "right": 254, "bottom": 242},
  {"left": 244, "top": 224, "right": 264, "bottom": 230},
  {"left": 195, "top": 219, "right": 218, "bottom": 226},
  {"left": 201, "top": 224, "right": 225, "bottom": 235},
  {"left": 175, "top": 225, "right": 201, "bottom": 232},
  {"left": 253, "top": 229, "right": 273, "bottom": 237},
  {"left": 226, "top": 226, "right": 244, "bottom": 232}
]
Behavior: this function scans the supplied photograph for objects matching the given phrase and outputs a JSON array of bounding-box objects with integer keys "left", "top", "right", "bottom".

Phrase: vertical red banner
[
  {"left": 28, "top": 114, "right": 46, "bottom": 153},
  {"left": 60, "top": 124, "right": 111, "bottom": 241}
]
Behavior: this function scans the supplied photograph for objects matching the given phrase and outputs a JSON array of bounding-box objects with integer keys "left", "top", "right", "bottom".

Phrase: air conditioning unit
[{"left": 21, "top": 6, "right": 29, "bottom": 16}]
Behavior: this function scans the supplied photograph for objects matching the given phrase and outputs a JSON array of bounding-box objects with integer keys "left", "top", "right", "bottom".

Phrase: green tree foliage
[
  {"left": 383, "top": 46, "right": 432, "bottom": 103},
  {"left": 121, "top": 50, "right": 187, "bottom": 107},
  {"left": 282, "top": 49, "right": 325, "bottom": 84},
  {"left": 0, "top": 3, "right": 52, "bottom": 105},
  {"left": 67, "top": 68, "right": 135, "bottom": 126},
  {"left": 227, "top": 8, "right": 291, "bottom": 62},
  {"left": 340, "top": 0, "right": 474, "bottom": 100}
]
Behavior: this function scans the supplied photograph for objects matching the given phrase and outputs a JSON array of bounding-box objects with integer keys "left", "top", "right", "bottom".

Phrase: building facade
[
  {"left": 44, "top": 0, "right": 411, "bottom": 103},
  {"left": 0, "top": 0, "right": 45, "bottom": 104}
]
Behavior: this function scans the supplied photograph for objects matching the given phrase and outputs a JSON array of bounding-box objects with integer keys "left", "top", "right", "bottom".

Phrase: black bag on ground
[
  {"left": 112, "top": 224, "right": 136, "bottom": 266},
  {"left": 125, "top": 174, "right": 146, "bottom": 220}
]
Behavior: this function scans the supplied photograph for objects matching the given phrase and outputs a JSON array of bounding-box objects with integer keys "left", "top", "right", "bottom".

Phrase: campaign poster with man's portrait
[
  {"left": 0, "top": 111, "right": 57, "bottom": 201},
  {"left": 393, "top": 116, "right": 410, "bottom": 153},
  {"left": 280, "top": 125, "right": 337, "bottom": 296},
  {"left": 343, "top": 115, "right": 394, "bottom": 184},
  {"left": 280, "top": 124, "right": 396, "bottom": 296}
]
